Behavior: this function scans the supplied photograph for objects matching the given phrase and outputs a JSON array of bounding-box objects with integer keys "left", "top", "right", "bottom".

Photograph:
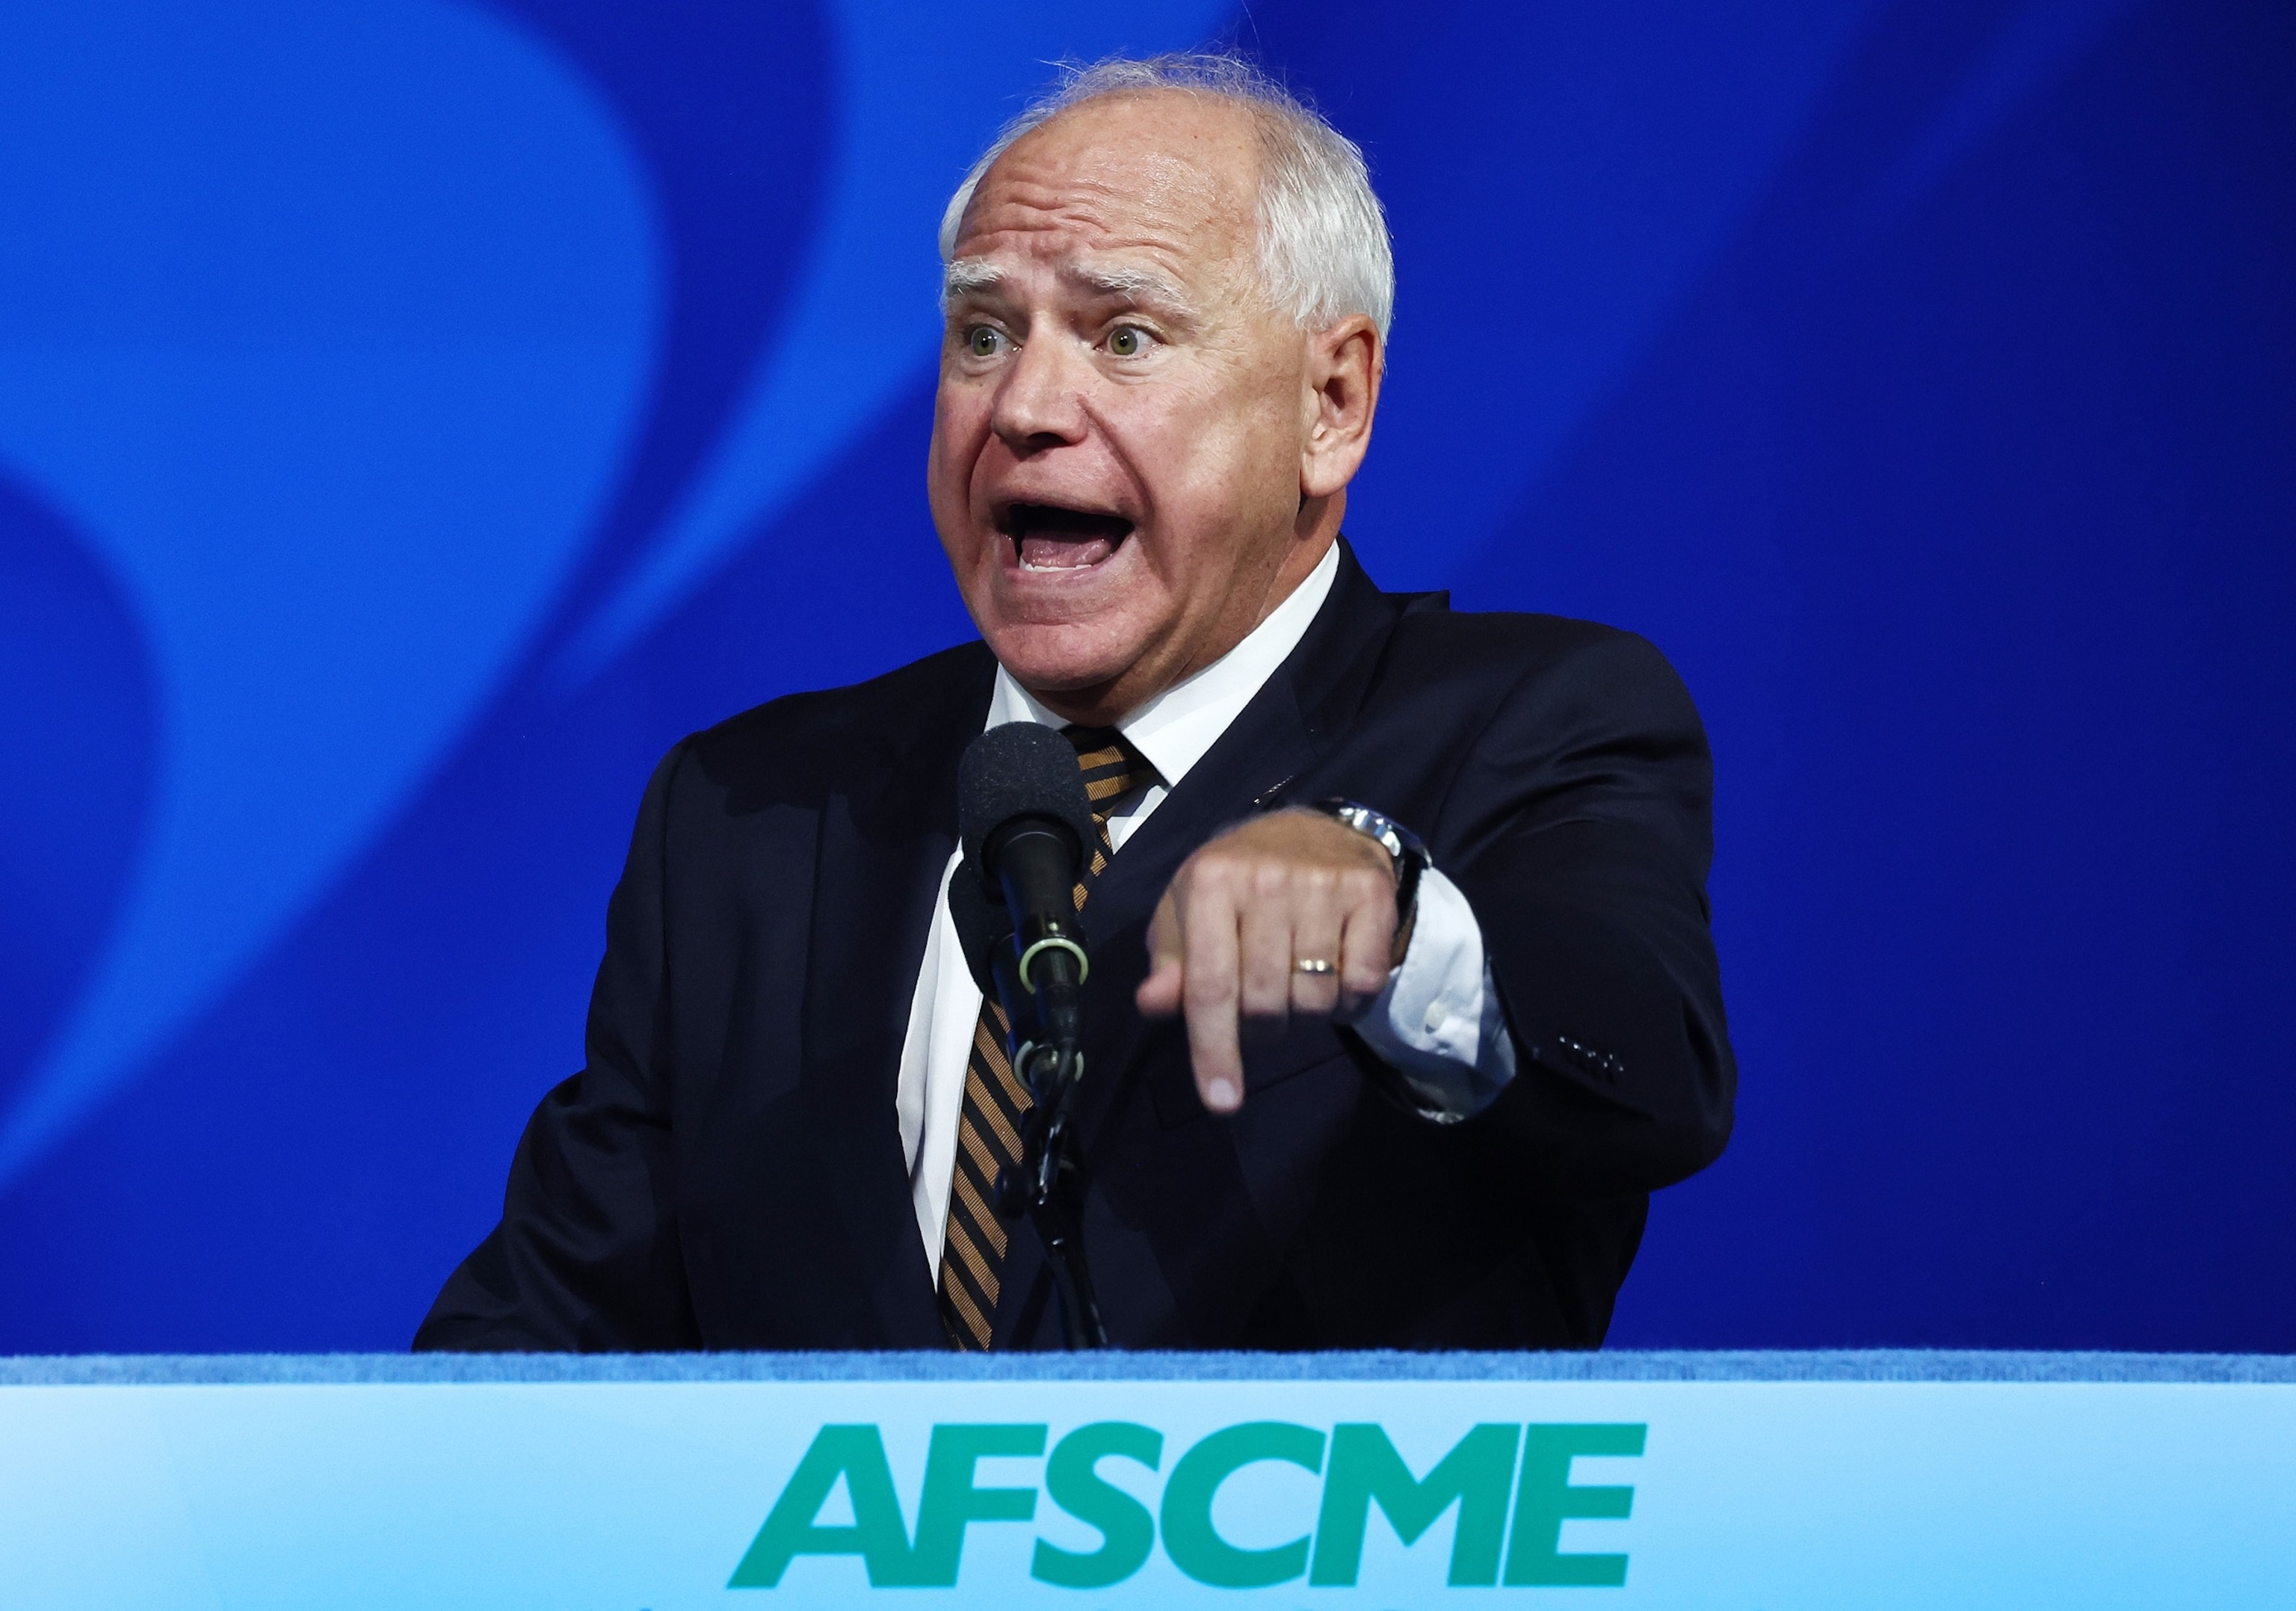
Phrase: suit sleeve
[
  {"left": 1444, "top": 628, "right": 1735, "bottom": 1196},
  {"left": 413, "top": 743, "right": 703, "bottom": 1351}
]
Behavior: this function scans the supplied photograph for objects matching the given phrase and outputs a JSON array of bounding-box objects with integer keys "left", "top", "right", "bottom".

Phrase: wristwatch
[{"left": 1310, "top": 799, "right": 1431, "bottom": 962}]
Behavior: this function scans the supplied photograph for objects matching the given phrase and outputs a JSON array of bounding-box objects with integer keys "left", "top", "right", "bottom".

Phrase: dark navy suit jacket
[{"left": 416, "top": 546, "right": 1733, "bottom": 1351}]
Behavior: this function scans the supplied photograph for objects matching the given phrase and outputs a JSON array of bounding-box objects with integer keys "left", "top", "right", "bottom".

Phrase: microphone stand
[
  {"left": 1000, "top": 951, "right": 1108, "bottom": 1350},
  {"left": 1009, "top": 1050, "right": 1105, "bottom": 1349}
]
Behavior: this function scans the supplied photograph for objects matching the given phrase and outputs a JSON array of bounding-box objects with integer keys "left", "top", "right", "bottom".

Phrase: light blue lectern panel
[{"left": 0, "top": 1352, "right": 2289, "bottom": 1610}]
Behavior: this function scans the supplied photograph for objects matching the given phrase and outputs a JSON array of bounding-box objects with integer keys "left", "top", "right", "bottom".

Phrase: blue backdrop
[{"left": 1, "top": 0, "right": 2289, "bottom": 1353}]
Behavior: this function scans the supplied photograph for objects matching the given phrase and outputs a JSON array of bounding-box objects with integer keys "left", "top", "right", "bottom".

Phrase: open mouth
[{"left": 997, "top": 502, "right": 1135, "bottom": 572}]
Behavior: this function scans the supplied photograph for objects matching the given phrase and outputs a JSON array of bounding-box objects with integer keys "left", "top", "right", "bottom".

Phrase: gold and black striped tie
[{"left": 936, "top": 725, "right": 1156, "bottom": 1350}]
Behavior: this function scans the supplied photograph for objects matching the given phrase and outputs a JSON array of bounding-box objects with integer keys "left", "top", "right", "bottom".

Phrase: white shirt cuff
[{"left": 1348, "top": 865, "right": 1517, "bottom": 1118}]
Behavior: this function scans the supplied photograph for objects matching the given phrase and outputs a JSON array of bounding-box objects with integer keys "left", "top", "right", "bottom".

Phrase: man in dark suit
[{"left": 418, "top": 54, "right": 1731, "bottom": 1353}]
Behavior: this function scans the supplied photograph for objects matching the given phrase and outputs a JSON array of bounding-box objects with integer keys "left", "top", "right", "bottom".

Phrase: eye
[
  {"left": 1107, "top": 324, "right": 1149, "bottom": 357},
  {"left": 965, "top": 325, "right": 1006, "bottom": 359}
]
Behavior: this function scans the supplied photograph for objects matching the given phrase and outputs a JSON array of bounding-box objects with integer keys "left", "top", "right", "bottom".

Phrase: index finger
[{"left": 1179, "top": 874, "right": 1246, "bottom": 1114}]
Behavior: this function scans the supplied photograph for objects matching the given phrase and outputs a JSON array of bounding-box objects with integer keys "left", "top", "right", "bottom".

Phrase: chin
[{"left": 981, "top": 617, "right": 1142, "bottom": 695}]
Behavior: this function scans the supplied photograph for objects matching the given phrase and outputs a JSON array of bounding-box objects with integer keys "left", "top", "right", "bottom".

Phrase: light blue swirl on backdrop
[{"left": 0, "top": 0, "right": 659, "bottom": 1180}]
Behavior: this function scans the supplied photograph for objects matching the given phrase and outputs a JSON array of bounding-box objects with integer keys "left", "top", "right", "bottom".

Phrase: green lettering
[
  {"left": 1031, "top": 1422, "right": 1164, "bottom": 1589},
  {"left": 1160, "top": 1422, "right": 1326, "bottom": 1588},
  {"left": 907, "top": 1423, "right": 1046, "bottom": 1587},
  {"left": 1309, "top": 1423, "right": 1519, "bottom": 1586},
  {"left": 728, "top": 1424, "right": 917, "bottom": 1588},
  {"left": 1502, "top": 1423, "right": 1645, "bottom": 1588}
]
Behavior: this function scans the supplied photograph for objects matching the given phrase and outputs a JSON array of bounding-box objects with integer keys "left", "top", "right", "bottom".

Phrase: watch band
[{"left": 1310, "top": 799, "right": 1431, "bottom": 946}]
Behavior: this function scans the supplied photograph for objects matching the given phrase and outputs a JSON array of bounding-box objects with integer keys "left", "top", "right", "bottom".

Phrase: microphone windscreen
[{"left": 958, "top": 721, "right": 1097, "bottom": 874}]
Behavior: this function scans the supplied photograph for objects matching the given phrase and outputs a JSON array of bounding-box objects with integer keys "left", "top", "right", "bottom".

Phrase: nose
[{"left": 990, "top": 333, "right": 1089, "bottom": 455}]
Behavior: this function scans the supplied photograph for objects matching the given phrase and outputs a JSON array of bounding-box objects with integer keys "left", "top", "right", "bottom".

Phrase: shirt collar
[{"left": 985, "top": 540, "right": 1342, "bottom": 789}]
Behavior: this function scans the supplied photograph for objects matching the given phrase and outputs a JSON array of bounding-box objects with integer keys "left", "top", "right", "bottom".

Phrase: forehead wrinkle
[
  {"left": 955, "top": 199, "right": 1241, "bottom": 312},
  {"left": 964, "top": 176, "right": 1202, "bottom": 256}
]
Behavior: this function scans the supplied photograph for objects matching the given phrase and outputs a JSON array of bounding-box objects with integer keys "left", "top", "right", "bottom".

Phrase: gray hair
[{"left": 938, "top": 52, "right": 1395, "bottom": 342}]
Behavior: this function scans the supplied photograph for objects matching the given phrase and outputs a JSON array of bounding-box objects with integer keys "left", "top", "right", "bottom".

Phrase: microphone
[
  {"left": 951, "top": 720, "right": 1108, "bottom": 1349},
  {"left": 957, "top": 722, "right": 1097, "bottom": 1045}
]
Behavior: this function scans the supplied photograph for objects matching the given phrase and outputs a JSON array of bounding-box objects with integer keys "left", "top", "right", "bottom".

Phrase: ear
[{"left": 1299, "top": 315, "right": 1383, "bottom": 501}]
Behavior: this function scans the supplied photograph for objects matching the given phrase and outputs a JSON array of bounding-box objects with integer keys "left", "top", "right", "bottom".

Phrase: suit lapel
[
  {"left": 1086, "top": 543, "right": 1417, "bottom": 967},
  {"left": 1061, "top": 547, "right": 1419, "bottom": 1142},
  {"left": 800, "top": 645, "right": 996, "bottom": 1347}
]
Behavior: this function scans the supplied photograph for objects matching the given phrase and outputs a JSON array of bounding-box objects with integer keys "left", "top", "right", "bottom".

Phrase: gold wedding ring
[{"left": 1292, "top": 957, "right": 1336, "bottom": 976}]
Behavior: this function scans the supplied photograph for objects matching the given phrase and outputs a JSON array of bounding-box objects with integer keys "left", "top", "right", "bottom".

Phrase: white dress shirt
[{"left": 895, "top": 542, "right": 1519, "bottom": 1272}]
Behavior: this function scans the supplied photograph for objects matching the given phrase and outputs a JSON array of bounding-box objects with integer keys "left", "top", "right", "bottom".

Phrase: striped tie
[{"left": 936, "top": 725, "right": 1156, "bottom": 1350}]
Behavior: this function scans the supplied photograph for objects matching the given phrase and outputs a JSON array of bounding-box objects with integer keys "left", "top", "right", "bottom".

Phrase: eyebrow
[
  {"left": 940, "top": 259, "right": 1197, "bottom": 318},
  {"left": 942, "top": 259, "right": 1003, "bottom": 306},
  {"left": 1059, "top": 262, "right": 1193, "bottom": 311}
]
